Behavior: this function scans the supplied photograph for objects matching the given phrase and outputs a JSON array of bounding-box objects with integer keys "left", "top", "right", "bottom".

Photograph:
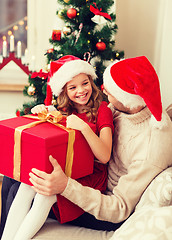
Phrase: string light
[
  {"left": 8, "top": 31, "right": 13, "bottom": 36},
  {"left": 19, "top": 20, "right": 24, "bottom": 26},
  {"left": 13, "top": 25, "right": 18, "bottom": 31},
  {"left": 0, "top": 16, "right": 27, "bottom": 34}
]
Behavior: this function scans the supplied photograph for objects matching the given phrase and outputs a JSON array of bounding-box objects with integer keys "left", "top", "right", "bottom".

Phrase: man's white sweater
[{"left": 62, "top": 106, "right": 172, "bottom": 223}]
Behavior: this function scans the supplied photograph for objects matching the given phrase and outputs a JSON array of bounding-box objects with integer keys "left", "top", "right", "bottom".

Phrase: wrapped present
[{"left": 0, "top": 112, "right": 95, "bottom": 185}]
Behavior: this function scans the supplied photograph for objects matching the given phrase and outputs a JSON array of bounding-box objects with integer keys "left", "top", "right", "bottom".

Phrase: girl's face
[{"left": 66, "top": 73, "right": 92, "bottom": 112}]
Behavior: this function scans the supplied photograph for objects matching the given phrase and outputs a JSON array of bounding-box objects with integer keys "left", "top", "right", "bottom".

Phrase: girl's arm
[{"left": 66, "top": 115, "right": 112, "bottom": 164}]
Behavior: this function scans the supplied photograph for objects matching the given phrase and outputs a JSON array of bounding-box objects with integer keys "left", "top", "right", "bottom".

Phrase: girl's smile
[{"left": 67, "top": 73, "right": 92, "bottom": 112}]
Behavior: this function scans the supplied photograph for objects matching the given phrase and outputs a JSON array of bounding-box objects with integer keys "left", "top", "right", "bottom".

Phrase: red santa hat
[
  {"left": 44, "top": 55, "right": 97, "bottom": 105},
  {"left": 103, "top": 56, "right": 169, "bottom": 128}
]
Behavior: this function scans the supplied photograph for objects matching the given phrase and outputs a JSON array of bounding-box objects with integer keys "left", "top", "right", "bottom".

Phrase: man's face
[{"left": 103, "top": 87, "right": 128, "bottom": 112}]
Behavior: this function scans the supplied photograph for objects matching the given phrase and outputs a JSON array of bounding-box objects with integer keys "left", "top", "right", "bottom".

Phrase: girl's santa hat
[
  {"left": 44, "top": 55, "right": 97, "bottom": 105},
  {"left": 103, "top": 56, "right": 169, "bottom": 129}
]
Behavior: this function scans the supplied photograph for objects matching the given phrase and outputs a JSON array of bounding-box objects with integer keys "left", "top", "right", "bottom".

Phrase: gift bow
[
  {"left": 38, "top": 110, "right": 64, "bottom": 123},
  {"left": 13, "top": 111, "right": 75, "bottom": 182},
  {"left": 90, "top": 3, "right": 112, "bottom": 20},
  {"left": 31, "top": 69, "right": 48, "bottom": 80}
]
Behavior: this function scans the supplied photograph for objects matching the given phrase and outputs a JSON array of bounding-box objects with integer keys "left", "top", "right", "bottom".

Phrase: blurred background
[{"left": 0, "top": 0, "right": 171, "bottom": 118}]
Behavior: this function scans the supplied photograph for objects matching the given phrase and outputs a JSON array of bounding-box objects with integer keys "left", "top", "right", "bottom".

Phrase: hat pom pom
[{"left": 150, "top": 111, "right": 170, "bottom": 129}]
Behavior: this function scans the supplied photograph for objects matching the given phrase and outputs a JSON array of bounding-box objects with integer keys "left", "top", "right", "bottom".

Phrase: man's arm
[
  {"left": 61, "top": 161, "right": 164, "bottom": 223},
  {"left": 29, "top": 156, "right": 164, "bottom": 223}
]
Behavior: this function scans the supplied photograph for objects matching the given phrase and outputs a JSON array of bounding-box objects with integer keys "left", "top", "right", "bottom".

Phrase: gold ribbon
[{"left": 13, "top": 110, "right": 75, "bottom": 181}]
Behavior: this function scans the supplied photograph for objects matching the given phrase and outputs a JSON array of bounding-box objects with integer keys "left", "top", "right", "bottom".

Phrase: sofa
[{"left": 32, "top": 166, "right": 172, "bottom": 240}]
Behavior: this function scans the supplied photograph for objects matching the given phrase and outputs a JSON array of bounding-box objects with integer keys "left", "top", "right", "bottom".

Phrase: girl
[{"left": 1, "top": 55, "right": 114, "bottom": 240}]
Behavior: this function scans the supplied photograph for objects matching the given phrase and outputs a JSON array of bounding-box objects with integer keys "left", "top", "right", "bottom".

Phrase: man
[{"left": 1, "top": 56, "right": 172, "bottom": 234}]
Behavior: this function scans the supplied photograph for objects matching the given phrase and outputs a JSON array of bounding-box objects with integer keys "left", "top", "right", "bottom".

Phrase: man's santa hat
[
  {"left": 103, "top": 56, "right": 169, "bottom": 129},
  {"left": 44, "top": 55, "right": 97, "bottom": 105}
]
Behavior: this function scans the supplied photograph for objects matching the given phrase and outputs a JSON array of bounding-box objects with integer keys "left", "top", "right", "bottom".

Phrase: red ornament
[
  {"left": 47, "top": 48, "right": 54, "bottom": 54},
  {"left": 67, "top": 8, "right": 77, "bottom": 19},
  {"left": 16, "top": 110, "right": 20, "bottom": 117},
  {"left": 96, "top": 41, "right": 106, "bottom": 51},
  {"left": 52, "top": 30, "right": 61, "bottom": 41}
]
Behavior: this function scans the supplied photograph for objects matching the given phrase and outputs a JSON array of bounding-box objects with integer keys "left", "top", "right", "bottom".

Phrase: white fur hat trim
[{"left": 103, "top": 63, "right": 145, "bottom": 109}]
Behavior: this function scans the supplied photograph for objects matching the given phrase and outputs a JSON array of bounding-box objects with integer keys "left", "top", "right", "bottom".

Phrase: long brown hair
[{"left": 57, "top": 76, "right": 103, "bottom": 122}]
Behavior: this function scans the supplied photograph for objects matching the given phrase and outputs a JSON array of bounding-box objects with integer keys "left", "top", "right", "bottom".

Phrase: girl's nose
[{"left": 77, "top": 86, "right": 84, "bottom": 93}]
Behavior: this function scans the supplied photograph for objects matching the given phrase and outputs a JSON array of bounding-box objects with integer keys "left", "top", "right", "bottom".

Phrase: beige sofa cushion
[
  {"left": 110, "top": 167, "right": 172, "bottom": 240},
  {"left": 110, "top": 206, "right": 172, "bottom": 240},
  {"left": 32, "top": 219, "right": 114, "bottom": 240}
]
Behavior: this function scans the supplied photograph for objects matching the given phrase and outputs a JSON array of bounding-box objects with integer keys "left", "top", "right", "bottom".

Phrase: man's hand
[{"left": 29, "top": 155, "right": 68, "bottom": 196}]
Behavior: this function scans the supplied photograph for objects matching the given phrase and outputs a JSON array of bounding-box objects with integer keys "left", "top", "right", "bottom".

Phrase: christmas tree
[
  {"left": 16, "top": 70, "right": 48, "bottom": 116},
  {"left": 16, "top": 0, "right": 124, "bottom": 116}
]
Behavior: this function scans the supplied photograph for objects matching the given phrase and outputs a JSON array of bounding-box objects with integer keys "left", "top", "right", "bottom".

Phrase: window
[{"left": 0, "top": 0, "right": 27, "bottom": 56}]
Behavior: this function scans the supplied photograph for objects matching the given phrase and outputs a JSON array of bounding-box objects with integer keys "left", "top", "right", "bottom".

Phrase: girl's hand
[
  {"left": 31, "top": 104, "right": 47, "bottom": 114},
  {"left": 66, "top": 114, "right": 87, "bottom": 132},
  {"left": 29, "top": 155, "right": 68, "bottom": 196}
]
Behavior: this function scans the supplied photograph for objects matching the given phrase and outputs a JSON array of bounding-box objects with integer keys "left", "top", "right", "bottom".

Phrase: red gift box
[{"left": 0, "top": 116, "right": 95, "bottom": 185}]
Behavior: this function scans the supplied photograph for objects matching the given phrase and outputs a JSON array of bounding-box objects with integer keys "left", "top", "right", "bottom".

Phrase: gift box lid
[{"left": 0, "top": 116, "right": 95, "bottom": 147}]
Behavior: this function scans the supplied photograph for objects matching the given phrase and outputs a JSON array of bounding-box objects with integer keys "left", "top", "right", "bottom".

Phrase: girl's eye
[
  {"left": 68, "top": 86, "right": 76, "bottom": 90},
  {"left": 83, "top": 81, "right": 89, "bottom": 86}
]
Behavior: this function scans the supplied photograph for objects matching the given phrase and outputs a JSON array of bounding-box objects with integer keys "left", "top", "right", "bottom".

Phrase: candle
[
  {"left": 0, "top": 55, "right": 3, "bottom": 63},
  {"left": 10, "top": 35, "right": 14, "bottom": 52},
  {"left": 30, "top": 55, "right": 35, "bottom": 72},
  {"left": 3, "top": 40, "right": 7, "bottom": 57},
  {"left": 24, "top": 48, "right": 29, "bottom": 64},
  {"left": 17, "top": 41, "right": 22, "bottom": 58}
]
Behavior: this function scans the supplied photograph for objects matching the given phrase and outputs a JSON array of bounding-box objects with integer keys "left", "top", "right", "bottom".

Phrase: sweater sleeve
[
  {"left": 61, "top": 161, "right": 164, "bottom": 223},
  {"left": 96, "top": 101, "right": 114, "bottom": 133}
]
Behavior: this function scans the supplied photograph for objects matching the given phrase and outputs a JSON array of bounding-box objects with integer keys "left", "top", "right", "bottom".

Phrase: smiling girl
[{"left": 1, "top": 55, "right": 114, "bottom": 240}]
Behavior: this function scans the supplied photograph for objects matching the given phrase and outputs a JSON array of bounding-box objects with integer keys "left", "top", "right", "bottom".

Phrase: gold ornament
[
  {"left": 52, "top": 98, "right": 57, "bottom": 105},
  {"left": 63, "top": 26, "right": 72, "bottom": 35},
  {"left": 64, "top": 0, "right": 70, "bottom": 3},
  {"left": 116, "top": 52, "right": 119, "bottom": 57},
  {"left": 58, "top": 9, "right": 65, "bottom": 19},
  {"left": 27, "top": 84, "right": 36, "bottom": 96}
]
